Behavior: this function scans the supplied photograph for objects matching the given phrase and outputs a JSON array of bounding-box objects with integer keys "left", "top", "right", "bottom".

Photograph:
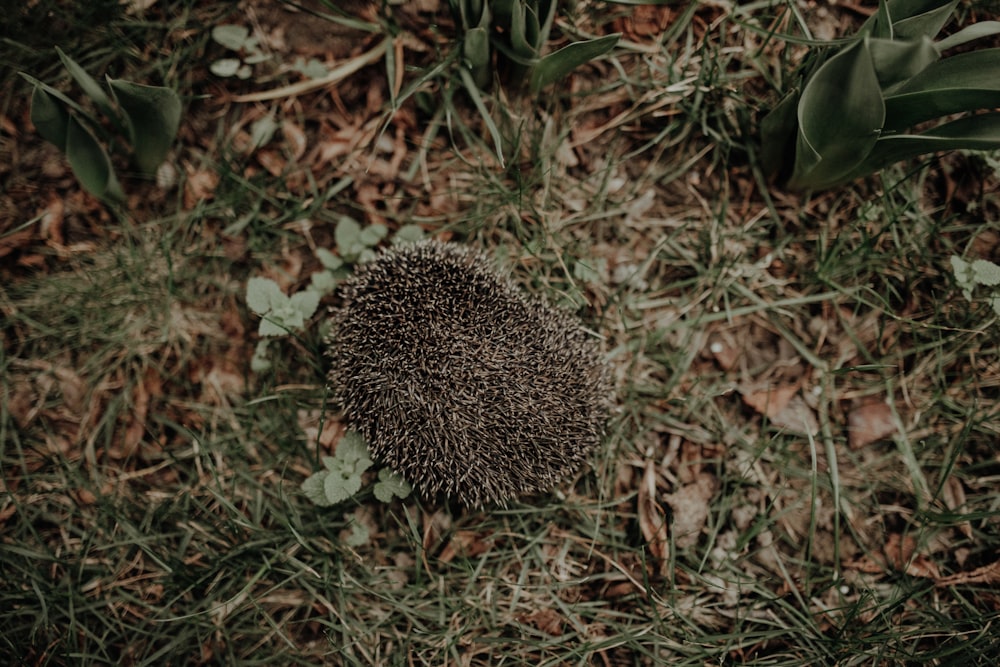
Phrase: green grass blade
[{"left": 55, "top": 46, "right": 120, "bottom": 128}]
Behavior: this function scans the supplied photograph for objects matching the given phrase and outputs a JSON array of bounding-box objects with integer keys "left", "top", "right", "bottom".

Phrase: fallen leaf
[
  {"left": 935, "top": 558, "right": 1000, "bottom": 587},
  {"left": 637, "top": 459, "right": 669, "bottom": 573},
  {"left": 438, "top": 530, "right": 492, "bottom": 563},
  {"left": 741, "top": 382, "right": 799, "bottom": 418},
  {"left": 664, "top": 472, "right": 717, "bottom": 549},
  {"left": 518, "top": 609, "right": 565, "bottom": 636},
  {"left": 847, "top": 401, "right": 897, "bottom": 448}
]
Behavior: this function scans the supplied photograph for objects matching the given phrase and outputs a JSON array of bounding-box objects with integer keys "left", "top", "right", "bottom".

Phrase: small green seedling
[
  {"left": 246, "top": 277, "right": 321, "bottom": 337},
  {"left": 761, "top": 0, "right": 1000, "bottom": 191},
  {"left": 20, "top": 48, "right": 181, "bottom": 201},
  {"left": 210, "top": 24, "right": 271, "bottom": 79},
  {"left": 335, "top": 216, "right": 388, "bottom": 264},
  {"left": 951, "top": 256, "right": 1000, "bottom": 317},
  {"left": 301, "top": 431, "right": 373, "bottom": 506},
  {"left": 301, "top": 430, "right": 412, "bottom": 506}
]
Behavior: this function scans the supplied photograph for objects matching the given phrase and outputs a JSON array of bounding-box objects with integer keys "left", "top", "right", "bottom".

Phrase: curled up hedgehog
[{"left": 325, "top": 240, "right": 612, "bottom": 508}]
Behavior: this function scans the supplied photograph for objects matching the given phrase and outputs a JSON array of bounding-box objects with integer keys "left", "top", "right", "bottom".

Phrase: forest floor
[{"left": 2, "top": 1, "right": 1000, "bottom": 665}]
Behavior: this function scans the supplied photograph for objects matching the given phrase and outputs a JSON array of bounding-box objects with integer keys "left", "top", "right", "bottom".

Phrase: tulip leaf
[
  {"left": 66, "top": 115, "right": 124, "bottom": 202},
  {"left": 109, "top": 79, "right": 182, "bottom": 175},
  {"left": 530, "top": 33, "right": 620, "bottom": 93},
  {"left": 788, "top": 38, "right": 885, "bottom": 191}
]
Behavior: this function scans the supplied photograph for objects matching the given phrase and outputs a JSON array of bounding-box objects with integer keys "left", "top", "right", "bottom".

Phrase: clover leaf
[{"left": 301, "top": 431, "right": 373, "bottom": 507}]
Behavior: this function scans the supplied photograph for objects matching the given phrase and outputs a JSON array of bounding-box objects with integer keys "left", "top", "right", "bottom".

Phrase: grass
[{"left": 3, "top": 0, "right": 1000, "bottom": 665}]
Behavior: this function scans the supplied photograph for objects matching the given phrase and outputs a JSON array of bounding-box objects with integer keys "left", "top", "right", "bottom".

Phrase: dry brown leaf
[
  {"left": 637, "top": 459, "right": 669, "bottom": 573},
  {"left": 438, "top": 530, "right": 492, "bottom": 563},
  {"left": 935, "top": 558, "right": 1000, "bottom": 587},
  {"left": 847, "top": 401, "right": 897, "bottom": 449},
  {"left": 664, "top": 472, "right": 717, "bottom": 549},
  {"left": 847, "top": 533, "right": 940, "bottom": 579},
  {"left": 183, "top": 166, "right": 219, "bottom": 209},
  {"left": 941, "top": 476, "right": 973, "bottom": 539},
  {"left": 518, "top": 609, "right": 565, "bottom": 636},
  {"left": 741, "top": 382, "right": 799, "bottom": 418},
  {"left": 282, "top": 120, "right": 307, "bottom": 160},
  {"left": 769, "top": 395, "right": 820, "bottom": 436}
]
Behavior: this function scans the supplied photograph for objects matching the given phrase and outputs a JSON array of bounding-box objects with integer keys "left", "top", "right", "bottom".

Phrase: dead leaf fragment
[
  {"left": 637, "top": 459, "right": 669, "bottom": 573},
  {"left": 935, "top": 558, "right": 1000, "bottom": 588},
  {"left": 664, "top": 472, "right": 717, "bottom": 549},
  {"left": 847, "top": 401, "right": 897, "bottom": 449}
]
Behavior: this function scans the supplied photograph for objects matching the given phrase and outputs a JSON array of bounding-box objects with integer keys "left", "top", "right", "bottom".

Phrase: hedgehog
[{"left": 325, "top": 239, "right": 612, "bottom": 508}]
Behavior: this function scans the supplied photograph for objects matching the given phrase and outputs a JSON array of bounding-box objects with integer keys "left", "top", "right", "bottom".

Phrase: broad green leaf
[
  {"left": 891, "top": 0, "right": 958, "bottom": 40},
  {"left": 841, "top": 112, "right": 1000, "bottom": 183},
  {"left": 211, "top": 24, "right": 252, "bottom": 51},
  {"left": 935, "top": 21, "right": 1000, "bottom": 52},
  {"left": 301, "top": 471, "right": 335, "bottom": 506},
  {"left": 529, "top": 33, "right": 621, "bottom": 93},
  {"left": 337, "top": 432, "right": 373, "bottom": 471},
  {"left": 373, "top": 468, "right": 412, "bottom": 503},
  {"left": 55, "top": 47, "right": 119, "bottom": 126},
  {"left": 787, "top": 37, "right": 884, "bottom": 191},
  {"left": 393, "top": 224, "right": 425, "bottom": 244},
  {"left": 108, "top": 79, "right": 181, "bottom": 175},
  {"left": 323, "top": 467, "right": 362, "bottom": 505},
  {"left": 288, "top": 289, "right": 320, "bottom": 322},
  {"left": 66, "top": 115, "right": 124, "bottom": 201},
  {"left": 972, "top": 259, "right": 1000, "bottom": 287},
  {"left": 210, "top": 58, "right": 243, "bottom": 77},
  {"left": 335, "top": 216, "right": 362, "bottom": 253},
  {"left": 246, "top": 276, "right": 285, "bottom": 315},
  {"left": 759, "top": 89, "right": 801, "bottom": 179},
  {"left": 884, "top": 49, "right": 1000, "bottom": 129},
  {"left": 868, "top": 36, "right": 938, "bottom": 89},
  {"left": 358, "top": 224, "right": 388, "bottom": 247},
  {"left": 30, "top": 85, "right": 70, "bottom": 150},
  {"left": 315, "top": 247, "right": 344, "bottom": 271},
  {"left": 464, "top": 26, "right": 492, "bottom": 89}
]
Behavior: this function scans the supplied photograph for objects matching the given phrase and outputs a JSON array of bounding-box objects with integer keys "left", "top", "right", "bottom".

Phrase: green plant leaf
[
  {"left": 373, "top": 468, "right": 412, "bottom": 503},
  {"left": 841, "top": 112, "right": 1000, "bottom": 183},
  {"left": 335, "top": 216, "right": 362, "bottom": 254},
  {"left": 301, "top": 470, "right": 334, "bottom": 506},
  {"left": 108, "top": 79, "right": 181, "bottom": 176},
  {"left": 29, "top": 85, "right": 70, "bottom": 150},
  {"left": 210, "top": 58, "right": 243, "bottom": 77},
  {"left": 393, "top": 224, "right": 425, "bottom": 244},
  {"left": 883, "top": 49, "right": 1000, "bottom": 129},
  {"left": 972, "top": 259, "right": 1000, "bottom": 287},
  {"left": 336, "top": 432, "right": 373, "bottom": 471},
  {"left": 891, "top": 1, "right": 957, "bottom": 40},
  {"left": 246, "top": 277, "right": 285, "bottom": 315},
  {"left": 55, "top": 47, "right": 119, "bottom": 125},
  {"left": 211, "top": 24, "right": 252, "bottom": 51},
  {"left": 324, "top": 467, "right": 362, "bottom": 505},
  {"left": 358, "top": 224, "right": 388, "bottom": 247},
  {"left": 868, "top": 36, "right": 939, "bottom": 89},
  {"left": 529, "top": 33, "right": 621, "bottom": 93},
  {"left": 787, "top": 37, "right": 885, "bottom": 191},
  {"left": 288, "top": 289, "right": 320, "bottom": 323},
  {"left": 935, "top": 21, "right": 1000, "bottom": 52},
  {"left": 66, "top": 115, "right": 124, "bottom": 201},
  {"left": 759, "top": 89, "right": 801, "bottom": 179}
]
